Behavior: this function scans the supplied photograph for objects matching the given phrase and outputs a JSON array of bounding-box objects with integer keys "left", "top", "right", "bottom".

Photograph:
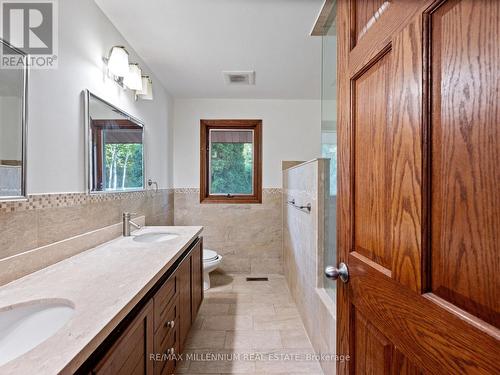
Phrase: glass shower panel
[{"left": 321, "top": 18, "right": 337, "bottom": 300}]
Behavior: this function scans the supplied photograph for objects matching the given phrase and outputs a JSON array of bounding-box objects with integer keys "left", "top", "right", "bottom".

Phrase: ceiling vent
[{"left": 223, "top": 71, "right": 255, "bottom": 85}]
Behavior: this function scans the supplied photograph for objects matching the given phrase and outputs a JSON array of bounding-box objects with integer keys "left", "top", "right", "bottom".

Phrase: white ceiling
[{"left": 94, "top": 0, "right": 323, "bottom": 99}]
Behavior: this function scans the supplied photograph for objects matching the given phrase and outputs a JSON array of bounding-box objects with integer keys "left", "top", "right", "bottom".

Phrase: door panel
[
  {"left": 353, "top": 50, "right": 392, "bottom": 270},
  {"left": 389, "top": 14, "right": 423, "bottom": 292},
  {"left": 337, "top": 0, "right": 500, "bottom": 373},
  {"left": 352, "top": 0, "right": 389, "bottom": 45},
  {"left": 354, "top": 309, "right": 393, "bottom": 374},
  {"left": 391, "top": 348, "right": 422, "bottom": 375},
  {"left": 430, "top": 0, "right": 500, "bottom": 327}
]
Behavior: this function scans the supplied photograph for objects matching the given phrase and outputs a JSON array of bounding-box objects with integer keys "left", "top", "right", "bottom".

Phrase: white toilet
[{"left": 202, "top": 249, "right": 222, "bottom": 290}]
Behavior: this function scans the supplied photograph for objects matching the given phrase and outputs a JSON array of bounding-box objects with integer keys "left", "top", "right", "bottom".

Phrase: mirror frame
[
  {"left": 0, "top": 38, "right": 28, "bottom": 201},
  {"left": 83, "top": 90, "right": 146, "bottom": 194}
]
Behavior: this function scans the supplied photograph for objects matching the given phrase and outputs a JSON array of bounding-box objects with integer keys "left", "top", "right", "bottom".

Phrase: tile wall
[
  {"left": 174, "top": 188, "right": 283, "bottom": 275},
  {"left": 283, "top": 159, "right": 337, "bottom": 374}
]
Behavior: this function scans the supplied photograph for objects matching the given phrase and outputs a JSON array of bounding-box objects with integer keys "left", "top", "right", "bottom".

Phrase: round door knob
[
  {"left": 325, "top": 262, "right": 349, "bottom": 283},
  {"left": 165, "top": 320, "right": 175, "bottom": 328},
  {"left": 166, "top": 347, "right": 175, "bottom": 356}
]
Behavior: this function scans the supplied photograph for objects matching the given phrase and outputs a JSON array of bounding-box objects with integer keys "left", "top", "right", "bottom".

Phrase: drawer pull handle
[
  {"left": 165, "top": 320, "right": 175, "bottom": 328},
  {"left": 166, "top": 347, "right": 175, "bottom": 356}
]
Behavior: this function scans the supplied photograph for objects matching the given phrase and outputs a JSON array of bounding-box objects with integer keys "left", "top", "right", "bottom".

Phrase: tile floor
[{"left": 176, "top": 273, "right": 323, "bottom": 374}]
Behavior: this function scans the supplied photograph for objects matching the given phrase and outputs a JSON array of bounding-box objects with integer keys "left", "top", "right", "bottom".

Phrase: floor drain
[{"left": 246, "top": 277, "right": 269, "bottom": 281}]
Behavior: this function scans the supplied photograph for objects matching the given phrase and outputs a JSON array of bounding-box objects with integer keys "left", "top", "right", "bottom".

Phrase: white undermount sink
[
  {"left": 133, "top": 232, "right": 179, "bottom": 243},
  {"left": 0, "top": 300, "right": 75, "bottom": 366}
]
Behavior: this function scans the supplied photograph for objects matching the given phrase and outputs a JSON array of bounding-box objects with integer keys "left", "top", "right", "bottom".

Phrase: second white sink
[
  {"left": 133, "top": 232, "right": 179, "bottom": 243},
  {"left": 0, "top": 299, "right": 75, "bottom": 366}
]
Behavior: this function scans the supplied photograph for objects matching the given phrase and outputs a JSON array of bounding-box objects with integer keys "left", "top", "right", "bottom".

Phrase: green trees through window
[
  {"left": 104, "top": 143, "right": 143, "bottom": 190},
  {"left": 210, "top": 142, "right": 253, "bottom": 195}
]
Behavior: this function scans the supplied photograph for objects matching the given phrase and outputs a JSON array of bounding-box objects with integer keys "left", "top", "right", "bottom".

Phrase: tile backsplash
[{"left": 0, "top": 189, "right": 173, "bottom": 264}]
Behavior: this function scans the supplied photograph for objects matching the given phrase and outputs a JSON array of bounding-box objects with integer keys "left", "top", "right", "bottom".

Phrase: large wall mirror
[
  {"left": 0, "top": 39, "right": 28, "bottom": 200},
  {"left": 84, "top": 91, "right": 145, "bottom": 193}
]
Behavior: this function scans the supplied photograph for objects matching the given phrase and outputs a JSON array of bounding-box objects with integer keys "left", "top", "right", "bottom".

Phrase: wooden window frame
[{"left": 200, "top": 119, "right": 262, "bottom": 204}]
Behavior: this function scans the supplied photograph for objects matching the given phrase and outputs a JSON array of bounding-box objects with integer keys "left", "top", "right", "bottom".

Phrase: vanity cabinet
[
  {"left": 92, "top": 301, "right": 154, "bottom": 375},
  {"left": 84, "top": 238, "right": 203, "bottom": 375}
]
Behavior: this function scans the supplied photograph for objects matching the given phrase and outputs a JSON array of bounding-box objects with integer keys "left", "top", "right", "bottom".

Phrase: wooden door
[{"left": 337, "top": 0, "right": 499, "bottom": 373}]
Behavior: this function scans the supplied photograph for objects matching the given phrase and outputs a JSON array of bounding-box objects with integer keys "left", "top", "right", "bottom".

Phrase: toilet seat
[
  {"left": 204, "top": 255, "right": 222, "bottom": 266},
  {"left": 203, "top": 249, "right": 219, "bottom": 262}
]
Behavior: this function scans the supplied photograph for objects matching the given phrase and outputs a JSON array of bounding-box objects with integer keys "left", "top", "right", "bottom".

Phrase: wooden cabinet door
[
  {"left": 337, "top": 0, "right": 499, "bottom": 373},
  {"left": 190, "top": 238, "right": 203, "bottom": 322},
  {"left": 92, "top": 301, "right": 154, "bottom": 375},
  {"left": 177, "top": 256, "right": 192, "bottom": 353}
]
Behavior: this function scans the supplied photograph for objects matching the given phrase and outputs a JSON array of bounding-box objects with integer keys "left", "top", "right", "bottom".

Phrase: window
[{"left": 200, "top": 119, "right": 262, "bottom": 203}]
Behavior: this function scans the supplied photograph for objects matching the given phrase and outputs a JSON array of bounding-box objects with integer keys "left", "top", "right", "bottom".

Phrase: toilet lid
[{"left": 203, "top": 249, "right": 218, "bottom": 262}]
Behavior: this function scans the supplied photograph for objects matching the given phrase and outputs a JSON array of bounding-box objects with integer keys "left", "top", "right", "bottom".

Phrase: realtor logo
[{"left": 1, "top": 0, "right": 58, "bottom": 68}]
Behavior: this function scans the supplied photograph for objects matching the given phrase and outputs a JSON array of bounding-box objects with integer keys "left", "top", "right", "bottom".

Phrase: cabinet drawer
[
  {"left": 154, "top": 275, "right": 177, "bottom": 331},
  {"left": 154, "top": 305, "right": 179, "bottom": 375},
  {"left": 155, "top": 296, "right": 179, "bottom": 351}
]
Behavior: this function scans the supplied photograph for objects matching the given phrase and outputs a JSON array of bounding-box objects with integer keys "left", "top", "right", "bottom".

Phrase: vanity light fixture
[
  {"left": 123, "top": 63, "right": 143, "bottom": 91},
  {"left": 136, "top": 75, "right": 153, "bottom": 100},
  {"left": 106, "top": 46, "right": 129, "bottom": 77},
  {"left": 105, "top": 46, "right": 149, "bottom": 95}
]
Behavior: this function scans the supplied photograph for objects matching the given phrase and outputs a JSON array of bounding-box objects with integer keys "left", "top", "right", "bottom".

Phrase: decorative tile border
[
  {"left": 173, "top": 187, "right": 282, "bottom": 195},
  {"left": 0, "top": 189, "right": 174, "bottom": 214},
  {"left": 264, "top": 188, "right": 283, "bottom": 195},
  {"left": 0, "top": 188, "right": 283, "bottom": 213},
  {"left": 174, "top": 188, "right": 200, "bottom": 194}
]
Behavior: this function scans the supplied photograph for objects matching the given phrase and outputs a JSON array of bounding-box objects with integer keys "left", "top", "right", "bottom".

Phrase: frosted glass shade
[
  {"left": 137, "top": 76, "right": 153, "bottom": 100},
  {"left": 107, "top": 46, "right": 129, "bottom": 77},
  {"left": 124, "top": 64, "right": 143, "bottom": 90}
]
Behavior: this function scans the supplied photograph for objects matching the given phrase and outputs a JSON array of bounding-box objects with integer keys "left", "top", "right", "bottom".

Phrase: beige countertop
[{"left": 0, "top": 226, "right": 203, "bottom": 375}]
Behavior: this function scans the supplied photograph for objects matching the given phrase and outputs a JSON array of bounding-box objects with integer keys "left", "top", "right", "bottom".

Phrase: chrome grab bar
[{"left": 287, "top": 198, "right": 311, "bottom": 213}]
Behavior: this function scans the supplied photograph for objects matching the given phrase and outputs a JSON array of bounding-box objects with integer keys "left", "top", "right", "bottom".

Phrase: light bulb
[
  {"left": 123, "top": 63, "right": 143, "bottom": 90},
  {"left": 107, "top": 46, "right": 129, "bottom": 77},
  {"left": 137, "top": 76, "right": 153, "bottom": 100}
]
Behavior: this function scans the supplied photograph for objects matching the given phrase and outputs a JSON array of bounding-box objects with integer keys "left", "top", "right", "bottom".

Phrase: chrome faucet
[{"left": 122, "top": 212, "right": 141, "bottom": 236}]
